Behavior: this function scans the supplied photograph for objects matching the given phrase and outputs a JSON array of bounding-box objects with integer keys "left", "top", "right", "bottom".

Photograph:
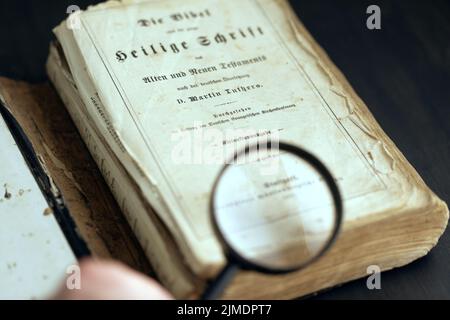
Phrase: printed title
[
  {"left": 114, "top": 7, "right": 266, "bottom": 63},
  {"left": 115, "top": 26, "right": 265, "bottom": 63}
]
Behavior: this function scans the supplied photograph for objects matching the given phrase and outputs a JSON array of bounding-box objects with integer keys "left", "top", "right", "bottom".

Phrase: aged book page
[{"left": 50, "top": 0, "right": 448, "bottom": 298}]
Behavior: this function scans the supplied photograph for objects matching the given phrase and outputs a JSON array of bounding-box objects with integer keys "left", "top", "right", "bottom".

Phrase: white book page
[{"left": 0, "top": 107, "right": 76, "bottom": 299}]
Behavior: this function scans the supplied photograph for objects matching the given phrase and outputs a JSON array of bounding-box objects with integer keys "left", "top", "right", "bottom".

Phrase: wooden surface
[{"left": 0, "top": 0, "right": 449, "bottom": 299}]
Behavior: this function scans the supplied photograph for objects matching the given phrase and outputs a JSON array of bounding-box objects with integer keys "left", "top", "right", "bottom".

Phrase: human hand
[{"left": 53, "top": 258, "right": 173, "bottom": 300}]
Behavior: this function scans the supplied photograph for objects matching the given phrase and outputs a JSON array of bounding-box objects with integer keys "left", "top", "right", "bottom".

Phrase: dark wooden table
[{"left": 0, "top": 0, "right": 449, "bottom": 299}]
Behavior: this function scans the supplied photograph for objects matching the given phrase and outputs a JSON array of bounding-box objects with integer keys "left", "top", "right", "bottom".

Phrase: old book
[
  {"left": 0, "top": 77, "right": 154, "bottom": 298},
  {"left": 43, "top": 0, "right": 447, "bottom": 299},
  {"left": 0, "top": 93, "right": 77, "bottom": 299}
]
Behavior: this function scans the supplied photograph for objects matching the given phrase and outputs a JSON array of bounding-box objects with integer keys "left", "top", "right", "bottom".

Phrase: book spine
[{"left": 46, "top": 53, "right": 198, "bottom": 298}]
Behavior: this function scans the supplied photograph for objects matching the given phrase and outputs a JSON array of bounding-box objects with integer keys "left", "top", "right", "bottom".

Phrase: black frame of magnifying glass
[{"left": 209, "top": 141, "right": 344, "bottom": 275}]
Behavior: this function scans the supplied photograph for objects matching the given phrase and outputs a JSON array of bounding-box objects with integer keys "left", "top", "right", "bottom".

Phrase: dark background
[{"left": 0, "top": 0, "right": 449, "bottom": 299}]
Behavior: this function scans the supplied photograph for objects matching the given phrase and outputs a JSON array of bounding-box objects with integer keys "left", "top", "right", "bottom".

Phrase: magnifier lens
[{"left": 213, "top": 147, "right": 337, "bottom": 271}]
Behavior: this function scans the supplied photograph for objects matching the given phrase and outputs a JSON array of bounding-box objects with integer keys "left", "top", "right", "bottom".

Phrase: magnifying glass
[{"left": 201, "top": 142, "right": 343, "bottom": 299}]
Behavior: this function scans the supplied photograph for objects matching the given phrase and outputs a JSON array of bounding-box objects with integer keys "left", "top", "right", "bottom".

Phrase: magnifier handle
[{"left": 201, "top": 263, "right": 239, "bottom": 300}]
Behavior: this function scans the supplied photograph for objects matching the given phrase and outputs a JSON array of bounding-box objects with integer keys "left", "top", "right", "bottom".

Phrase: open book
[{"left": 42, "top": 0, "right": 448, "bottom": 298}]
